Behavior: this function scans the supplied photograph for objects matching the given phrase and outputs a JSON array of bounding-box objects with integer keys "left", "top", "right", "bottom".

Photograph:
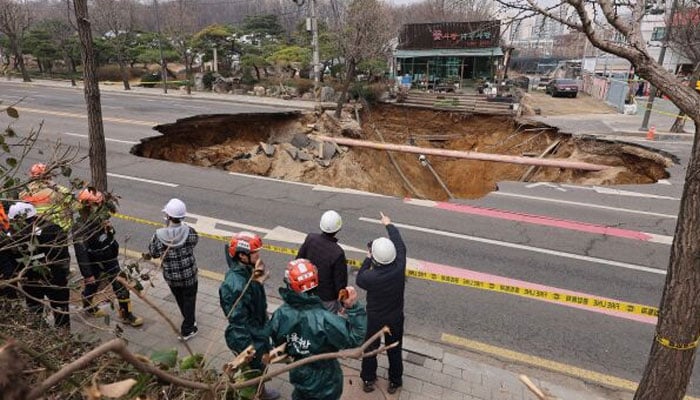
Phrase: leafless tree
[
  {"left": 93, "top": 0, "right": 138, "bottom": 90},
  {"left": 162, "top": 0, "right": 198, "bottom": 91},
  {"left": 492, "top": 1, "right": 700, "bottom": 399},
  {"left": 73, "top": 0, "right": 108, "bottom": 191},
  {"left": 666, "top": 0, "right": 700, "bottom": 133},
  {"left": 0, "top": 0, "right": 33, "bottom": 82},
  {"left": 332, "top": 0, "right": 394, "bottom": 117},
  {"left": 391, "top": 0, "right": 496, "bottom": 25}
]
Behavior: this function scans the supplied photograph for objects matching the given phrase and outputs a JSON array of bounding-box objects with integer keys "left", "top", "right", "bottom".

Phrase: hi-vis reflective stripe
[{"left": 114, "top": 213, "right": 658, "bottom": 318}]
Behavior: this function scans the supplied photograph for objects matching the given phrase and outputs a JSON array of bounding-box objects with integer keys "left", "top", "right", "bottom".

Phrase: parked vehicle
[
  {"left": 535, "top": 77, "right": 551, "bottom": 91},
  {"left": 546, "top": 79, "right": 579, "bottom": 98}
]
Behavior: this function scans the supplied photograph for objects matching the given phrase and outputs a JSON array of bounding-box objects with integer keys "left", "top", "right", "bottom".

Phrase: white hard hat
[
  {"left": 8, "top": 202, "right": 37, "bottom": 220},
  {"left": 371, "top": 237, "right": 396, "bottom": 265},
  {"left": 319, "top": 210, "right": 342, "bottom": 234},
  {"left": 162, "top": 198, "right": 187, "bottom": 218}
]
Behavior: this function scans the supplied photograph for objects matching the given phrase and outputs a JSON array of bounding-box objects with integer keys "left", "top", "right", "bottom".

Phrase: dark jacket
[
  {"left": 219, "top": 245, "right": 270, "bottom": 369},
  {"left": 13, "top": 217, "right": 70, "bottom": 280},
  {"left": 356, "top": 224, "right": 406, "bottom": 321},
  {"left": 73, "top": 216, "right": 119, "bottom": 278},
  {"left": 268, "top": 287, "right": 367, "bottom": 400},
  {"left": 297, "top": 232, "right": 347, "bottom": 302}
]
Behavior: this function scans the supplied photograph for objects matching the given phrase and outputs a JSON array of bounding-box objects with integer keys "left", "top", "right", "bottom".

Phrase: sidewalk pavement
[{"left": 72, "top": 265, "right": 628, "bottom": 400}]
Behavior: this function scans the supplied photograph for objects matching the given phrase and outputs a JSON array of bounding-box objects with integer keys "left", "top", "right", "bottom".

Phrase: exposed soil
[{"left": 132, "top": 101, "right": 673, "bottom": 201}]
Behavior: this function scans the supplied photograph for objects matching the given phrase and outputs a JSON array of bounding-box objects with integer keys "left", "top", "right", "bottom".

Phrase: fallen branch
[{"left": 26, "top": 338, "right": 212, "bottom": 400}]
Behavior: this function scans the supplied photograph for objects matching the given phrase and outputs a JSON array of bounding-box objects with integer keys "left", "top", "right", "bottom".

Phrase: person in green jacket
[
  {"left": 268, "top": 258, "right": 367, "bottom": 400},
  {"left": 219, "top": 231, "right": 279, "bottom": 400}
]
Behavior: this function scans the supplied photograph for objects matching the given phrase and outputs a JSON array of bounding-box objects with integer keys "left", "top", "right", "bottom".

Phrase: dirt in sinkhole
[{"left": 131, "top": 104, "right": 674, "bottom": 201}]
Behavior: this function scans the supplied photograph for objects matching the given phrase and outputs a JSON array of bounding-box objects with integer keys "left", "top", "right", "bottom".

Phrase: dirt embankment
[{"left": 132, "top": 104, "right": 672, "bottom": 201}]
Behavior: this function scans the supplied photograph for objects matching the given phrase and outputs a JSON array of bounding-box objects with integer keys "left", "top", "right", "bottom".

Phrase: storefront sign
[{"left": 398, "top": 21, "right": 500, "bottom": 50}]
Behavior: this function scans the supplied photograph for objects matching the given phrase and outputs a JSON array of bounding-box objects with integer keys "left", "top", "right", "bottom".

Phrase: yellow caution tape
[
  {"left": 406, "top": 269, "right": 658, "bottom": 318},
  {"left": 114, "top": 213, "right": 658, "bottom": 318},
  {"left": 640, "top": 102, "right": 693, "bottom": 121},
  {"left": 655, "top": 332, "right": 700, "bottom": 350}
]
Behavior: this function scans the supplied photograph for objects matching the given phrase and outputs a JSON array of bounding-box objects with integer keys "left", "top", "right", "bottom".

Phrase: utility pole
[
  {"left": 153, "top": 0, "right": 167, "bottom": 94},
  {"left": 310, "top": 0, "right": 320, "bottom": 98},
  {"left": 640, "top": 0, "right": 678, "bottom": 130}
]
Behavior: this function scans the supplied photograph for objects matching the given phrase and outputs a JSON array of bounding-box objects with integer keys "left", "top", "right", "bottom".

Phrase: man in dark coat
[
  {"left": 356, "top": 212, "right": 407, "bottom": 395},
  {"left": 297, "top": 210, "right": 348, "bottom": 312},
  {"left": 9, "top": 202, "right": 71, "bottom": 329}
]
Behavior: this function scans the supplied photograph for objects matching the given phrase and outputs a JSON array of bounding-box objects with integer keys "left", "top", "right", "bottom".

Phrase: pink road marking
[
  {"left": 411, "top": 199, "right": 654, "bottom": 242},
  {"left": 413, "top": 260, "right": 657, "bottom": 325}
]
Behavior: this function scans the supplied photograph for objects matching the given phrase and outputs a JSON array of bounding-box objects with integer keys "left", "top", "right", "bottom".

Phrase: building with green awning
[{"left": 394, "top": 21, "right": 504, "bottom": 88}]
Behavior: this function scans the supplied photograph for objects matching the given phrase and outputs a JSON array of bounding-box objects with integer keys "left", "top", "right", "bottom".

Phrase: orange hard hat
[
  {"left": 285, "top": 259, "right": 319, "bottom": 293},
  {"left": 29, "top": 163, "right": 47, "bottom": 178},
  {"left": 0, "top": 204, "right": 8, "bottom": 231},
  {"left": 77, "top": 188, "right": 104, "bottom": 205},
  {"left": 228, "top": 231, "right": 263, "bottom": 257}
]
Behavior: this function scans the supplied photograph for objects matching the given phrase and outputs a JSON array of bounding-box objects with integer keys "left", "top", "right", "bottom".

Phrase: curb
[{"left": 2, "top": 79, "right": 330, "bottom": 111}]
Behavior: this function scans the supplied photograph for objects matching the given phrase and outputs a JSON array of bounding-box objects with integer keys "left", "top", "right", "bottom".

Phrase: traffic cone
[{"left": 646, "top": 126, "right": 656, "bottom": 141}]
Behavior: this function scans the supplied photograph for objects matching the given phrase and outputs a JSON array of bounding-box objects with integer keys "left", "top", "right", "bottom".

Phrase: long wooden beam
[{"left": 310, "top": 135, "right": 610, "bottom": 171}]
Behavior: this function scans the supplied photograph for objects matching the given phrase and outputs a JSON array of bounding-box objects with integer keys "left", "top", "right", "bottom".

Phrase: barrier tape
[
  {"left": 406, "top": 269, "right": 658, "bottom": 318},
  {"left": 655, "top": 332, "right": 700, "bottom": 351},
  {"left": 114, "top": 213, "right": 658, "bottom": 318}
]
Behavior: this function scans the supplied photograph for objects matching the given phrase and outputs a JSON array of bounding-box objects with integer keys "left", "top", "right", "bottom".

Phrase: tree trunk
[
  {"left": 185, "top": 62, "right": 191, "bottom": 95},
  {"left": 670, "top": 67, "right": 700, "bottom": 133},
  {"left": 118, "top": 57, "right": 130, "bottom": 91},
  {"left": 253, "top": 65, "right": 260, "bottom": 81},
  {"left": 634, "top": 122, "right": 700, "bottom": 399},
  {"left": 63, "top": 51, "right": 76, "bottom": 87},
  {"left": 334, "top": 58, "right": 356, "bottom": 118},
  {"left": 9, "top": 39, "right": 30, "bottom": 82},
  {"left": 73, "top": 0, "right": 108, "bottom": 192}
]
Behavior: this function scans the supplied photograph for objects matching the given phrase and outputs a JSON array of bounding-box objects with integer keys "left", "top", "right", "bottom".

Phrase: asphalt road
[{"left": 1, "top": 81, "right": 697, "bottom": 395}]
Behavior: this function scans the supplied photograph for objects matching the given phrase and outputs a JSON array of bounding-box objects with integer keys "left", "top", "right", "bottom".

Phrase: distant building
[{"left": 392, "top": 21, "right": 504, "bottom": 87}]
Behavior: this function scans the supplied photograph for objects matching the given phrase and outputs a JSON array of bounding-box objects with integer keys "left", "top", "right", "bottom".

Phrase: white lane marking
[
  {"left": 526, "top": 182, "right": 567, "bottom": 191},
  {"left": 657, "top": 179, "right": 671, "bottom": 185},
  {"left": 63, "top": 132, "right": 138, "bottom": 145},
  {"left": 492, "top": 192, "right": 677, "bottom": 220},
  {"left": 187, "top": 213, "right": 270, "bottom": 235},
  {"left": 560, "top": 184, "right": 679, "bottom": 200},
  {"left": 228, "top": 172, "right": 315, "bottom": 187},
  {"left": 107, "top": 173, "right": 178, "bottom": 187},
  {"left": 359, "top": 217, "right": 666, "bottom": 276},
  {"left": 403, "top": 198, "right": 674, "bottom": 245},
  {"left": 312, "top": 185, "right": 390, "bottom": 197},
  {"left": 265, "top": 226, "right": 366, "bottom": 253}
]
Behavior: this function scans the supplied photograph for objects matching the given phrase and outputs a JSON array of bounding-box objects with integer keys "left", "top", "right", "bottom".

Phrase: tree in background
[
  {"left": 331, "top": 0, "right": 394, "bottom": 117},
  {"left": 162, "top": 0, "right": 197, "bottom": 92},
  {"left": 0, "top": 0, "right": 33, "bottom": 82},
  {"left": 93, "top": 0, "right": 139, "bottom": 90},
  {"left": 492, "top": 1, "right": 700, "bottom": 398}
]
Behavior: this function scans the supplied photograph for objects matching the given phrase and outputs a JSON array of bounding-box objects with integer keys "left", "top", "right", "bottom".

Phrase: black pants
[
  {"left": 361, "top": 313, "right": 404, "bottom": 386},
  {"left": 83, "top": 265, "right": 131, "bottom": 315},
  {"left": 23, "top": 267, "right": 70, "bottom": 329},
  {"left": 170, "top": 281, "right": 198, "bottom": 335}
]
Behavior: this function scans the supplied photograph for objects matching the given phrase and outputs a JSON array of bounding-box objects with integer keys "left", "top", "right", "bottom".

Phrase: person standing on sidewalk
[
  {"left": 146, "top": 198, "right": 199, "bottom": 340},
  {"left": 296, "top": 210, "right": 348, "bottom": 313},
  {"left": 357, "top": 212, "right": 407, "bottom": 394},
  {"left": 268, "top": 258, "right": 367, "bottom": 400},
  {"left": 219, "top": 231, "right": 279, "bottom": 400},
  {"left": 73, "top": 188, "right": 143, "bottom": 327},
  {"left": 9, "top": 202, "right": 71, "bottom": 329}
]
